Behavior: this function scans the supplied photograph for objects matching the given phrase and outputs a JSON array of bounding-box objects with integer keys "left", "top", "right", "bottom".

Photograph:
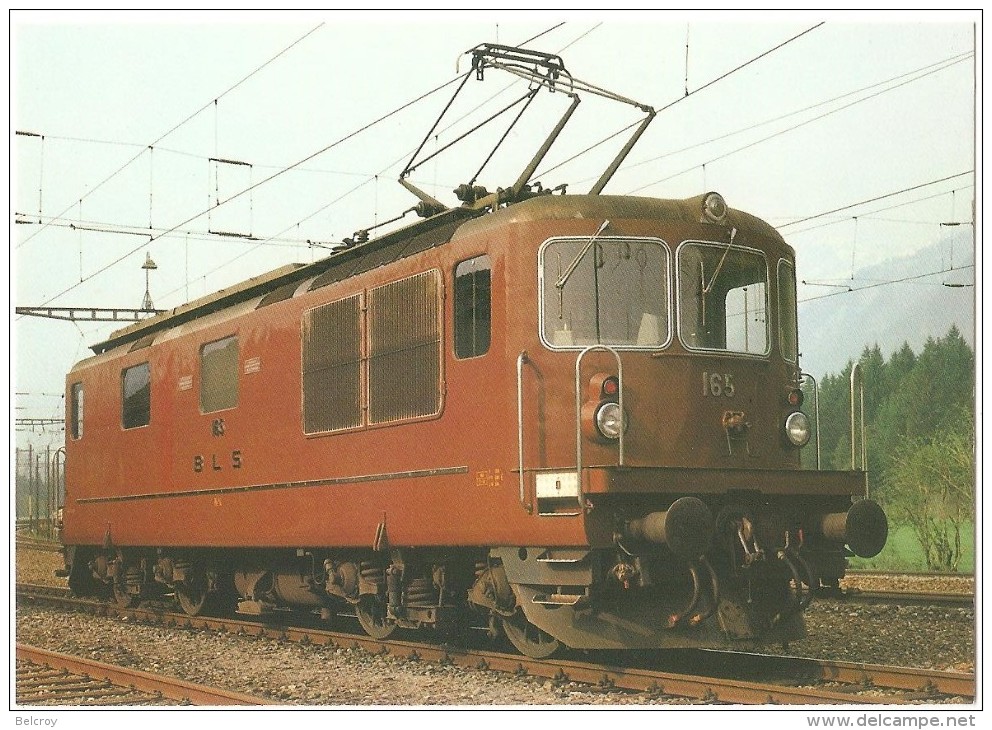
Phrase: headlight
[
  {"left": 702, "top": 192, "right": 727, "bottom": 223},
  {"left": 595, "top": 402, "right": 626, "bottom": 440},
  {"left": 784, "top": 411, "right": 811, "bottom": 447}
]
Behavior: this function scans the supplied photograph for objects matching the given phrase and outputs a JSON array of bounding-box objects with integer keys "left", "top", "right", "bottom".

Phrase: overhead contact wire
[
  {"left": 18, "top": 23, "right": 325, "bottom": 248},
  {"left": 161, "top": 23, "right": 597, "bottom": 303},
  {"left": 629, "top": 59, "right": 970, "bottom": 195},
  {"left": 779, "top": 172, "right": 974, "bottom": 229},
  {"left": 778, "top": 185, "right": 975, "bottom": 236},
  {"left": 798, "top": 265, "right": 975, "bottom": 303},
  {"left": 600, "top": 51, "right": 971, "bottom": 184},
  {"left": 536, "top": 22, "right": 824, "bottom": 181},
  {"left": 33, "top": 71, "right": 470, "bottom": 309}
]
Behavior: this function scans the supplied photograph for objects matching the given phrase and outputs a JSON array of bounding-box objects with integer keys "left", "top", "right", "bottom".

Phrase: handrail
[
  {"left": 801, "top": 372, "right": 821, "bottom": 470},
  {"left": 850, "top": 363, "right": 867, "bottom": 477},
  {"left": 574, "top": 345, "right": 625, "bottom": 508},
  {"left": 516, "top": 351, "right": 533, "bottom": 513}
]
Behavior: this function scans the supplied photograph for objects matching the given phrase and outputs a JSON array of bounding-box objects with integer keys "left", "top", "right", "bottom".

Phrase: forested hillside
[
  {"left": 803, "top": 326, "right": 975, "bottom": 571},
  {"left": 797, "top": 230, "right": 974, "bottom": 377}
]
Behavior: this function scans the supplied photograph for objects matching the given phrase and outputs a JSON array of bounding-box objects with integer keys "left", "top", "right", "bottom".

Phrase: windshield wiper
[
  {"left": 702, "top": 227, "right": 738, "bottom": 297},
  {"left": 555, "top": 219, "right": 610, "bottom": 291}
]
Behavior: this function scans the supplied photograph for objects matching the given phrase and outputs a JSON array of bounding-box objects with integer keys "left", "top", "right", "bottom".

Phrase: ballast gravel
[{"left": 15, "top": 547, "right": 976, "bottom": 705}]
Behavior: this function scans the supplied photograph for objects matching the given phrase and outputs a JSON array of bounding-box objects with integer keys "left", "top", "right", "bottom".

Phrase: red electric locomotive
[{"left": 59, "top": 45, "right": 886, "bottom": 657}]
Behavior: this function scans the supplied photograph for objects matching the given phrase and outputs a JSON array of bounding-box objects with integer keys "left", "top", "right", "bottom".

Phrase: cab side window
[
  {"left": 454, "top": 255, "right": 491, "bottom": 359},
  {"left": 122, "top": 362, "right": 151, "bottom": 429},
  {"left": 70, "top": 382, "right": 84, "bottom": 439},
  {"left": 778, "top": 260, "right": 798, "bottom": 363}
]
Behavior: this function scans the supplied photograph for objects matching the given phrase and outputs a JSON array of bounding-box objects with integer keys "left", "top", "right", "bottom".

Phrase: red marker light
[
  {"left": 787, "top": 389, "right": 804, "bottom": 407},
  {"left": 602, "top": 377, "right": 620, "bottom": 398}
]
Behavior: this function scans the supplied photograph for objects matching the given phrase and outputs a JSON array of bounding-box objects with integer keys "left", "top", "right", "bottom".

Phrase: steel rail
[
  {"left": 837, "top": 589, "right": 974, "bottom": 607},
  {"left": 812, "top": 657, "right": 974, "bottom": 698},
  {"left": 17, "top": 584, "right": 974, "bottom": 705},
  {"left": 16, "top": 643, "right": 275, "bottom": 706},
  {"left": 15, "top": 540, "right": 64, "bottom": 553},
  {"left": 17, "top": 657, "right": 173, "bottom": 706},
  {"left": 846, "top": 569, "right": 976, "bottom": 578}
]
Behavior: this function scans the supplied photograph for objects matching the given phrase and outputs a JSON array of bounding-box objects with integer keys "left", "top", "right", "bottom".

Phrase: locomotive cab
[{"left": 486, "top": 191, "right": 888, "bottom": 653}]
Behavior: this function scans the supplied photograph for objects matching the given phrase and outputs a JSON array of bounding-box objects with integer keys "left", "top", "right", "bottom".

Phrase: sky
[{"left": 11, "top": 10, "right": 979, "bottom": 455}]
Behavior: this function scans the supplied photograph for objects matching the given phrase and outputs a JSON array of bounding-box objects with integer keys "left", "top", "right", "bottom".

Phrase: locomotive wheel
[
  {"left": 355, "top": 595, "right": 396, "bottom": 640},
  {"left": 175, "top": 579, "right": 209, "bottom": 616},
  {"left": 501, "top": 611, "right": 560, "bottom": 659}
]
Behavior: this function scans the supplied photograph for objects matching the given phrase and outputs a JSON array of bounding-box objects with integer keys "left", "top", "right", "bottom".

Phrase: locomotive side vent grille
[
  {"left": 368, "top": 270, "right": 442, "bottom": 425},
  {"left": 302, "top": 294, "right": 363, "bottom": 433}
]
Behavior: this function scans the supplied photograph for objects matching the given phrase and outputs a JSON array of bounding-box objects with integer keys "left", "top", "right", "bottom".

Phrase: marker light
[{"left": 703, "top": 192, "right": 728, "bottom": 223}]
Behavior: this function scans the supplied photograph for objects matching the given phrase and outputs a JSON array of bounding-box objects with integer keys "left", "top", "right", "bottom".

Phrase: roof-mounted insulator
[
  {"left": 413, "top": 200, "right": 447, "bottom": 218},
  {"left": 453, "top": 184, "right": 490, "bottom": 205},
  {"left": 343, "top": 230, "right": 370, "bottom": 247}
]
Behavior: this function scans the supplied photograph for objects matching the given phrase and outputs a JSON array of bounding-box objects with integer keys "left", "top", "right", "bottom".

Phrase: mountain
[{"left": 797, "top": 231, "right": 975, "bottom": 378}]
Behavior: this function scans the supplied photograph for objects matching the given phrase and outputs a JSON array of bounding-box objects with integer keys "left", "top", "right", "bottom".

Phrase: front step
[
  {"left": 236, "top": 599, "right": 277, "bottom": 616},
  {"left": 532, "top": 592, "right": 588, "bottom": 607}
]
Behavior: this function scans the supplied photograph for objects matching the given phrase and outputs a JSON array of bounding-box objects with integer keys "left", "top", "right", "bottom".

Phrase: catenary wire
[
  {"left": 23, "top": 132, "right": 392, "bottom": 179},
  {"left": 535, "top": 22, "right": 824, "bottom": 182},
  {"left": 17, "top": 23, "right": 325, "bottom": 250},
  {"left": 15, "top": 20, "right": 573, "bottom": 276},
  {"left": 575, "top": 51, "right": 970, "bottom": 186},
  {"left": 781, "top": 184, "right": 974, "bottom": 237},
  {"left": 157, "top": 23, "right": 599, "bottom": 304},
  {"left": 627, "top": 59, "right": 971, "bottom": 195},
  {"left": 30, "top": 71, "right": 471, "bottom": 310},
  {"left": 14, "top": 215, "right": 313, "bottom": 249},
  {"left": 798, "top": 264, "right": 975, "bottom": 304},
  {"left": 20, "top": 22, "right": 602, "bottom": 312},
  {"left": 778, "top": 172, "right": 973, "bottom": 230}
]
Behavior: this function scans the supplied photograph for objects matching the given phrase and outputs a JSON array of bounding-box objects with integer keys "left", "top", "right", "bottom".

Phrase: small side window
[
  {"left": 778, "top": 260, "right": 798, "bottom": 363},
  {"left": 122, "top": 362, "right": 151, "bottom": 429},
  {"left": 70, "top": 382, "right": 84, "bottom": 439},
  {"left": 454, "top": 255, "right": 491, "bottom": 359},
  {"left": 201, "top": 335, "right": 239, "bottom": 413}
]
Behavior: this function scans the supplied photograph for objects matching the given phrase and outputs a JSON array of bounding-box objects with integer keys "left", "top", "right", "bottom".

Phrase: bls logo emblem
[{"left": 194, "top": 418, "right": 242, "bottom": 472}]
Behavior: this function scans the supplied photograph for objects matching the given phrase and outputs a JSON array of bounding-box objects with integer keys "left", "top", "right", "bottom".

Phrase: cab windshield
[
  {"left": 541, "top": 237, "right": 669, "bottom": 349},
  {"left": 678, "top": 241, "right": 769, "bottom": 355}
]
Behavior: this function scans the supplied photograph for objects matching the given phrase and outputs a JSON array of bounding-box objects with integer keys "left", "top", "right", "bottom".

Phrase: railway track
[
  {"left": 16, "top": 644, "right": 274, "bottom": 706},
  {"left": 16, "top": 583, "right": 974, "bottom": 706},
  {"left": 847, "top": 569, "right": 975, "bottom": 578},
  {"left": 15, "top": 538, "right": 63, "bottom": 553},
  {"left": 830, "top": 588, "right": 973, "bottom": 607}
]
